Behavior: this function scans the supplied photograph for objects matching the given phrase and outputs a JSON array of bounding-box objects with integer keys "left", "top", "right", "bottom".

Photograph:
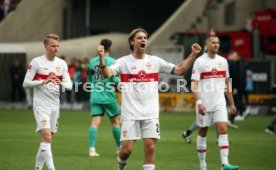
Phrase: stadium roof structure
[{"left": 0, "top": 44, "right": 26, "bottom": 53}]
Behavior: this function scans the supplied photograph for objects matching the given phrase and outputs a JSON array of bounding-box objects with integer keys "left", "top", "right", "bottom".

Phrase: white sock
[
  {"left": 143, "top": 164, "right": 155, "bottom": 170},
  {"left": 35, "top": 144, "right": 45, "bottom": 170},
  {"left": 40, "top": 142, "right": 55, "bottom": 170},
  {"left": 197, "top": 136, "right": 207, "bottom": 168},
  {"left": 89, "top": 147, "right": 96, "bottom": 152},
  {"left": 218, "top": 134, "right": 229, "bottom": 165},
  {"left": 117, "top": 155, "right": 127, "bottom": 170}
]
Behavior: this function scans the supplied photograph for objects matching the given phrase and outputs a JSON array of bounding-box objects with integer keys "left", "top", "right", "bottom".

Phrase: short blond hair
[{"left": 43, "top": 34, "right": 60, "bottom": 44}]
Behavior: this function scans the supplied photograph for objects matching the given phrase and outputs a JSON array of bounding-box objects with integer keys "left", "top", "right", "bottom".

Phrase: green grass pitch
[{"left": 0, "top": 108, "right": 275, "bottom": 170}]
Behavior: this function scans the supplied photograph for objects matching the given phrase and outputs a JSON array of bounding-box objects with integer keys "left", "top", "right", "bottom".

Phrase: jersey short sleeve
[
  {"left": 155, "top": 57, "right": 175, "bottom": 74},
  {"left": 191, "top": 59, "right": 201, "bottom": 81},
  {"left": 109, "top": 58, "right": 123, "bottom": 76}
]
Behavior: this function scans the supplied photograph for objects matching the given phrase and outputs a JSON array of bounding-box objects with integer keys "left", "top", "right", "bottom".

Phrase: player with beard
[
  {"left": 191, "top": 35, "right": 239, "bottom": 170},
  {"left": 96, "top": 28, "right": 201, "bottom": 170}
]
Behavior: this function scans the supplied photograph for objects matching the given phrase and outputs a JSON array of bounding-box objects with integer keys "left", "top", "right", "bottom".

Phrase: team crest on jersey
[
  {"left": 56, "top": 67, "right": 61, "bottom": 73},
  {"left": 192, "top": 69, "right": 196, "bottom": 74},
  {"left": 146, "top": 63, "right": 151, "bottom": 71},
  {"left": 122, "top": 130, "right": 127, "bottom": 137},
  {"left": 28, "top": 64, "right": 32, "bottom": 70}
]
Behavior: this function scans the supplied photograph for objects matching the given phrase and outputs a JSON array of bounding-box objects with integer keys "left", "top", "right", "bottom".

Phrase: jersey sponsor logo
[
  {"left": 200, "top": 69, "right": 226, "bottom": 79},
  {"left": 138, "top": 70, "right": 146, "bottom": 78},
  {"left": 43, "top": 68, "right": 49, "bottom": 70},
  {"left": 211, "top": 68, "right": 218, "bottom": 74},
  {"left": 120, "top": 72, "right": 158, "bottom": 82}
]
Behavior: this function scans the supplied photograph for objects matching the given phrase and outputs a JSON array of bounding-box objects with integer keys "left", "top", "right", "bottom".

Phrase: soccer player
[
  {"left": 23, "top": 34, "right": 72, "bottom": 170},
  {"left": 97, "top": 28, "right": 201, "bottom": 170},
  {"left": 191, "top": 35, "right": 239, "bottom": 170},
  {"left": 87, "top": 38, "right": 121, "bottom": 157}
]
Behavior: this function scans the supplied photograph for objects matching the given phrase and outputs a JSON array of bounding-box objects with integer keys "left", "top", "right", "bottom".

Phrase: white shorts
[
  {"left": 196, "top": 105, "right": 228, "bottom": 127},
  {"left": 120, "top": 119, "right": 160, "bottom": 141},
  {"left": 33, "top": 106, "right": 60, "bottom": 133}
]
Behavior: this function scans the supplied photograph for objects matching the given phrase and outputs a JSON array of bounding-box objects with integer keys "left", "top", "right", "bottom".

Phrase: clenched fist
[
  {"left": 96, "top": 45, "right": 105, "bottom": 57},
  {"left": 191, "top": 43, "right": 202, "bottom": 55}
]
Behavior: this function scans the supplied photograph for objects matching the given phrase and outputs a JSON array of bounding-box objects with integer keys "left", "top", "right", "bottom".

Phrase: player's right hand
[
  {"left": 198, "top": 104, "right": 206, "bottom": 115},
  {"left": 96, "top": 45, "right": 105, "bottom": 57}
]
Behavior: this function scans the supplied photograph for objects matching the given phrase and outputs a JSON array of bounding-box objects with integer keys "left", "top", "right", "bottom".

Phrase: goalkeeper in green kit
[{"left": 87, "top": 39, "right": 121, "bottom": 157}]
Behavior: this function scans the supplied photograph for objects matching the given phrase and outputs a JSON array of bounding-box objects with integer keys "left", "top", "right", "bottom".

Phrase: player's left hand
[
  {"left": 191, "top": 43, "right": 201, "bottom": 55},
  {"left": 230, "top": 104, "right": 237, "bottom": 114}
]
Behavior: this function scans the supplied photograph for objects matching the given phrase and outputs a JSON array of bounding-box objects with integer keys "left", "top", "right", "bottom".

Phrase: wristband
[{"left": 196, "top": 99, "right": 202, "bottom": 105}]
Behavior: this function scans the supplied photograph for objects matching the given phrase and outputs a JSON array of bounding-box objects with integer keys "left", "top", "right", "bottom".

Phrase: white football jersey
[
  {"left": 191, "top": 53, "right": 229, "bottom": 112},
  {"left": 24, "top": 55, "right": 71, "bottom": 109},
  {"left": 110, "top": 54, "right": 175, "bottom": 120}
]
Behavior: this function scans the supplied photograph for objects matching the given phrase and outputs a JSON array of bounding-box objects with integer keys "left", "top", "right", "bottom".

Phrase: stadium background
[{"left": 0, "top": 0, "right": 276, "bottom": 169}]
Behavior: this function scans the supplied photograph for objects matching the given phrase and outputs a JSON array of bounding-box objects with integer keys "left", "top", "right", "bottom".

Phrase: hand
[
  {"left": 51, "top": 76, "right": 62, "bottom": 85},
  {"left": 198, "top": 104, "right": 206, "bottom": 115},
  {"left": 96, "top": 45, "right": 105, "bottom": 57},
  {"left": 230, "top": 104, "right": 237, "bottom": 115},
  {"left": 44, "top": 75, "right": 61, "bottom": 85},
  {"left": 191, "top": 43, "right": 201, "bottom": 55}
]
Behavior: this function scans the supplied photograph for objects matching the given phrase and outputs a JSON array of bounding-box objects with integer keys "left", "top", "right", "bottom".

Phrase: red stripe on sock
[
  {"left": 197, "top": 149, "right": 206, "bottom": 153},
  {"left": 219, "top": 146, "right": 229, "bottom": 149}
]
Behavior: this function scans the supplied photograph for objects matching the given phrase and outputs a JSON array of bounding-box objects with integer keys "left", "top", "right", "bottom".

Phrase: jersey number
[
  {"left": 156, "top": 123, "right": 160, "bottom": 133},
  {"left": 94, "top": 65, "right": 104, "bottom": 80}
]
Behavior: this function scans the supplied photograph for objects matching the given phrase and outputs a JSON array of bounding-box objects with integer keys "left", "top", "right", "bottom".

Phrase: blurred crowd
[{"left": 0, "top": 0, "right": 21, "bottom": 22}]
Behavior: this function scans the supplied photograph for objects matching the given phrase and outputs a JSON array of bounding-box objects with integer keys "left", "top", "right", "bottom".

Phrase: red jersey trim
[
  {"left": 200, "top": 71, "right": 226, "bottom": 79},
  {"left": 33, "top": 73, "right": 62, "bottom": 80},
  {"left": 120, "top": 73, "right": 158, "bottom": 82}
]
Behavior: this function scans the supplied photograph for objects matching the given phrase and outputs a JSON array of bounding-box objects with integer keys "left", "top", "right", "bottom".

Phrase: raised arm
[
  {"left": 97, "top": 45, "right": 114, "bottom": 78},
  {"left": 172, "top": 43, "right": 201, "bottom": 76}
]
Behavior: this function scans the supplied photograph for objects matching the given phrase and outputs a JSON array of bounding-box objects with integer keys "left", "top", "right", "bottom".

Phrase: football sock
[
  {"left": 40, "top": 142, "right": 55, "bottom": 170},
  {"left": 218, "top": 134, "right": 229, "bottom": 165},
  {"left": 35, "top": 143, "right": 45, "bottom": 170},
  {"left": 112, "top": 126, "right": 121, "bottom": 148},
  {"left": 117, "top": 155, "right": 127, "bottom": 170},
  {"left": 197, "top": 136, "right": 207, "bottom": 167},
  {"left": 143, "top": 164, "right": 155, "bottom": 170},
  {"left": 89, "top": 127, "right": 98, "bottom": 148},
  {"left": 188, "top": 121, "right": 198, "bottom": 133}
]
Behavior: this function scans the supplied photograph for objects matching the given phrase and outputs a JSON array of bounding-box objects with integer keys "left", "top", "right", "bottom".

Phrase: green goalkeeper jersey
[{"left": 88, "top": 56, "right": 119, "bottom": 104}]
